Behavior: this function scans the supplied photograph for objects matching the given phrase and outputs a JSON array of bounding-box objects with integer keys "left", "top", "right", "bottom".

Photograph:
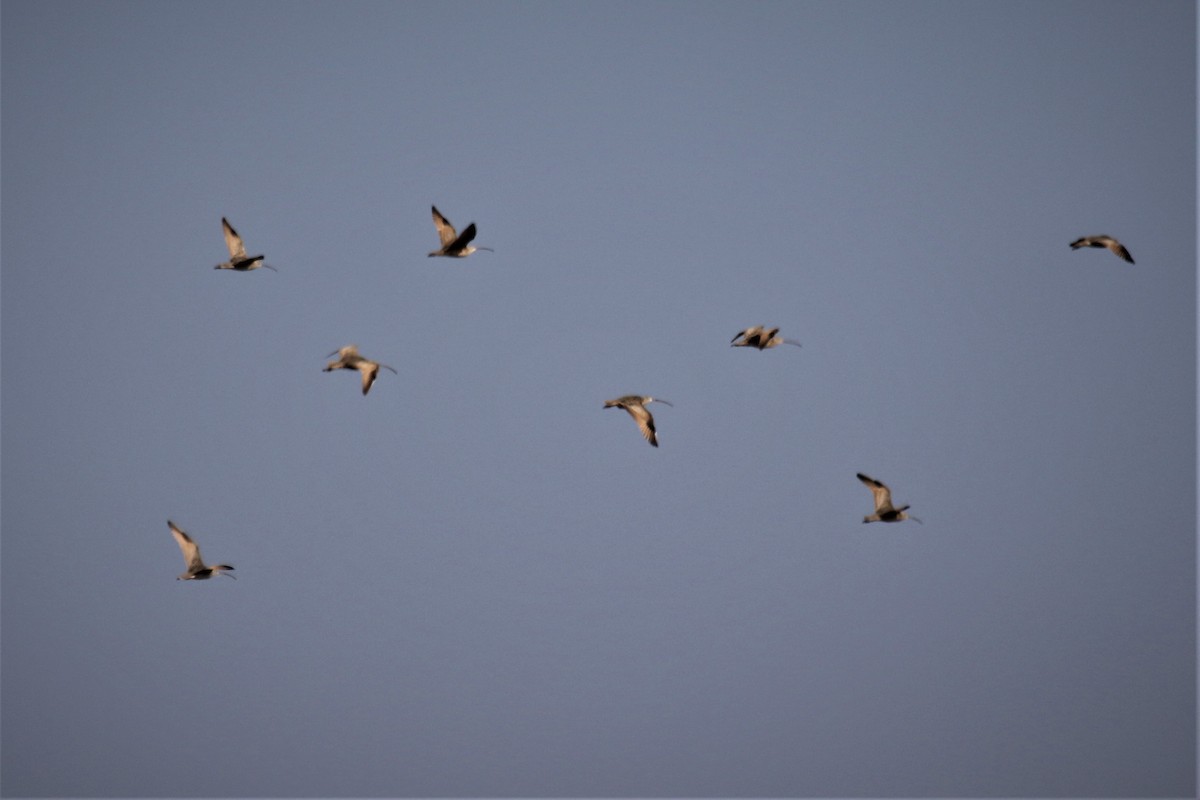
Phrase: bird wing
[
  {"left": 625, "top": 403, "right": 658, "bottom": 446},
  {"left": 447, "top": 223, "right": 478, "bottom": 253},
  {"left": 732, "top": 326, "right": 763, "bottom": 344},
  {"left": 359, "top": 362, "right": 379, "bottom": 395},
  {"left": 169, "top": 520, "right": 205, "bottom": 572},
  {"left": 856, "top": 473, "right": 894, "bottom": 513},
  {"left": 1106, "top": 239, "right": 1134, "bottom": 263},
  {"left": 431, "top": 206, "right": 458, "bottom": 248},
  {"left": 222, "top": 218, "right": 246, "bottom": 259}
]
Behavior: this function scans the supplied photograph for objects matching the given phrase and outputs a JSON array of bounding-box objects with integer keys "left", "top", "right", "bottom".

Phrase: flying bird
[
  {"left": 428, "top": 205, "right": 493, "bottom": 257},
  {"left": 215, "top": 217, "right": 276, "bottom": 271},
  {"left": 731, "top": 326, "right": 802, "bottom": 350},
  {"left": 1069, "top": 235, "right": 1134, "bottom": 264},
  {"left": 169, "top": 520, "right": 235, "bottom": 580},
  {"left": 856, "top": 473, "right": 922, "bottom": 524},
  {"left": 323, "top": 345, "right": 398, "bottom": 395},
  {"left": 604, "top": 395, "right": 672, "bottom": 447}
]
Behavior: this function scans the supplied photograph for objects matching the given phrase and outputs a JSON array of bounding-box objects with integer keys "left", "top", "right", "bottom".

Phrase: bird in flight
[
  {"left": 169, "top": 520, "right": 235, "bottom": 580},
  {"left": 215, "top": 217, "right": 276, "bottom": 272},
  {"left": 428, "top": 205, "right": 493, "bottom": 257},
  {"left": 604, "top": 395, "right": 673, "bottom": 447},
  {"left": 323, "top": 345, "right": 398, "bottom": 395},
  {"left": 1069, "top": 235, "right": 1134, "bottom": 264},
  {"left": 856, "top": 473, "right": 922, "bottom": 524},
  {"left": 730, "top": 326, "right": 802, "bottom": 350}
]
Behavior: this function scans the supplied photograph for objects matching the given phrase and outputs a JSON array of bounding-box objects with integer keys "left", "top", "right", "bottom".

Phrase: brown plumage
[
  {"left": 215, "top": 217, "right": 276, "bottom": 271},
  {"left": 731, "top": 325, "right": 802, "bottom": 350},
  {"left": 169, "top": 520, "right": 235, "bottom": 580},
  {"left": 428, "top": 206, "right": 493, "bottom": 257},
  {"left": 603, "top": 395, "right": 672, "bottom": 447},
  {"left": 856, "top": 473, "right": 922, "bottom": 524},
  {"left": 323, "top": 345, "right": 398, "bottom": 395},
  {"left": 1069, "top": 235, "right": 1134, "bottom": 264}
]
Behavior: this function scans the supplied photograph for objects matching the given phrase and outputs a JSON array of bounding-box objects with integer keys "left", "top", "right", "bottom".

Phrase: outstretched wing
[
  {"left": 222, "top": 218, "right": 247, "bottom": 259},
  {"left": 431, "top": 206, "right": 458, "bottom": 248},
  {"left": 626, "top": 403, "right": 659, "bottom": 447},
  {"left": 1104, "top": 238, "right": 1134, "bottom": 264},
  {"left": 359, "top": 363, "right": 379, "bottom": 395},
  {"left": 168, "top": 520, "right": 205, "bottom": 572},
  {"left": 447, "top": 222, "right": 478, "bottom": 253},
  {"left": 856, "top": 473, "right": 894, "bottom": 513},
  {"left": 732, "top": 326, "right": 759, "bottom": 344}
]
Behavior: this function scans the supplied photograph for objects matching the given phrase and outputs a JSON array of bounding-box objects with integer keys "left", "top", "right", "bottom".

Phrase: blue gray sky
[{"left": 2, "top": 1, "right": 1195, "bottom": 797}]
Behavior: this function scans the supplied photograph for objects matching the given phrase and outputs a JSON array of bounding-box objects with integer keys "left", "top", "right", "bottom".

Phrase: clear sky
[{"left": 1, "top": 1, "right": 1195, "bottom": 797}]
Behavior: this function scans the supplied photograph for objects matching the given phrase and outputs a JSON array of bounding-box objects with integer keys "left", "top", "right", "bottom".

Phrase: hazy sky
[{"left": 1, "top": 1, "right": 1195, "bottom": 797}]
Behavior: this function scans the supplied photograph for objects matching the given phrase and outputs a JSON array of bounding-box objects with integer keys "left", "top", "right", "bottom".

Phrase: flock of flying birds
[{"left": 169, "top": 211, "right": 1137, "bottom": 580}]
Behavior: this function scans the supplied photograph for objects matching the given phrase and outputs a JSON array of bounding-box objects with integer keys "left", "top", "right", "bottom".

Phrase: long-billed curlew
[
  {"left": 428, "top": 206, "right": 493, "bottom": 257},
  {"left": 323, "top": 345, "right": 398, "bottom": 395},
  {"left": 169, "top": 520, "right": 235, "bottom": 580},
  {"left": 1069, "top": 235, "right": 1134, "bottom": 264},
  {"left": 215, "top": 217, "right": 277, "bottom": 272},
  {"left": 604, "top": 395, "right": 672, "bottom": 447},
  {"left": 856, "top": 473, "right": 922, "bottom": 524},
  {"left": 731, "top": 326, "right": 802, "bottom": 350}
]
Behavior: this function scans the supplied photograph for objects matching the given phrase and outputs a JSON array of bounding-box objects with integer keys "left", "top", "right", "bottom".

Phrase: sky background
[{"left": 1, "top": 1, "right": 1195, "bottom": 797}]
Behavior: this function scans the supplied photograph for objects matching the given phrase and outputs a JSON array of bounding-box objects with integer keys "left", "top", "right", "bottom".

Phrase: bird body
[
  {"left": 323, "top": 345, "right": 398, "bottom": 395},
  {"left": 731, "top": 326, "right": 802, "bottom": 350},
  {"left": 169, "top": 520, "right": 235, "bottom": 580},
  {"left": 604, "top": 395, "right": 672, "bottom": 447},
  {"left": 1069, "top": 235, "right": 1134, "bottom": 264},
  {"left": 215, "top": 217, "right": 276, "bottom": 271},
  {"left": 856, "top": 473, "right": 921, "bottom": 524},
  {"left": 428, "top": 205, "right": 493, "bottom": 257}
]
